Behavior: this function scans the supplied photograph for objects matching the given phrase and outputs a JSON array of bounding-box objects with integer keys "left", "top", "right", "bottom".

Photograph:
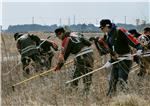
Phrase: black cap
[
  {"left": 14, "top": 33, "right": 23, "bottom": 40},
  {"left": 144, "top": 27, "right": 150, "bottom": 33},
  {"left": 128, "top": 29, "right": 141, "bottom": 38},
  {"left": 99, "top": 19, "right": 112, "bottom": 28},
  {"left": 54, "top": 27, "right": 65, "bottom": 36}
]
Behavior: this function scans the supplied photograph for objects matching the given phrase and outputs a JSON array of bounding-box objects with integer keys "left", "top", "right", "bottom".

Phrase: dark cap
[
  {"left": 54, "top": 27, "right": 65, "bottom": 36},
  {"left": 14, "top": 33, "right": 23, "bottom": 40},
  {"left": 99, "top": 19, "right": 112, "bottom": 28},
  {"left": 144, "top": 27, "right": 150, "bottom": 33},
  {"left": 128, "top": 29, "right": 141, "bottom": 38}
]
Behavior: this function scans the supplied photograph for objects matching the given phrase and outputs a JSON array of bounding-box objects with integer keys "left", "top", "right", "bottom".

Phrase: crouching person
[
  {"left": 14, "top": 32, "right": 43, "bottom": 76},
  {"left": 54, "top": 27, "right": 94, "bottom": 95}
]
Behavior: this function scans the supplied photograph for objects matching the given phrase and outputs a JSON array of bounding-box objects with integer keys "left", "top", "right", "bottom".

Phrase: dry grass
[
  {"left": 1, "top": 32, "right": 150, "bottom": 106},
  {"left": 109, "top": 93, "right": 150, "bottom": 106}
]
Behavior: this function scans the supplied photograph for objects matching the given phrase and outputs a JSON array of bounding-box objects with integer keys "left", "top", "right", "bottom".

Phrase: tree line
[{"left": 4, "top": 23, "right": 150, "bottom": 33}]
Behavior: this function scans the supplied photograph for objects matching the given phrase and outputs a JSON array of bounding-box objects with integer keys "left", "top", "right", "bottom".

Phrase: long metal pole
[{"left": 65, "top": 58, "right": 125, "bottom": 84}]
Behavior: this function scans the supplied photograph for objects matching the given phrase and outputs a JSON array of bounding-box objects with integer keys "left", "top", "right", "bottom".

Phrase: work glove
[
  {"left": 104, "top": 61, "right": 112, "bottom": 69},
  {"left": 136, "top": 50, "right": 143, "bottom": 56},
  {"left": 37, "top": 46, "right": 42, "bottom": 52}
]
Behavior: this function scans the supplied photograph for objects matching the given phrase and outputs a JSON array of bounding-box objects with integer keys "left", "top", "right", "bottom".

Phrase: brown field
[{"left": 1, "top": 32, "right": 150, "bottom": 106}]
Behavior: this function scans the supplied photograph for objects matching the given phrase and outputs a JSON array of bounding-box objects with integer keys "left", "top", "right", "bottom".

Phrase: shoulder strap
[{"left": 111, "top": 28, "right": 119, "bottom": 45}]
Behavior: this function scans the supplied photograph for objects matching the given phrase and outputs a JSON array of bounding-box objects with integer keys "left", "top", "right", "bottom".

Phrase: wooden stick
[{"left": 12, "top": 60, "right": 74, "bottom": 90}]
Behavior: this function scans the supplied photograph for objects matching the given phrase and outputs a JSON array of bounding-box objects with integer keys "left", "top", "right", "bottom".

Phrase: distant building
[
  {"left": 141, "top": 20, "right": 146, "bottom": 25},
  {"left": 136, "top": 19, "right": 140, "bottom": 26}
]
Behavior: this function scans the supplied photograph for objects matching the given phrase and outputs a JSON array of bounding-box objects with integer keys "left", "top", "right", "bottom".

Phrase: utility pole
[
  {"left": 68, "top": 17, "right": 70, "bottom": 26},
  {"left": 141, "top": 20, "right": 146, "bottom": 25},
  {"left": 112, "top": 19, "right": 114, "bottom": 23},
  {"left": 136, "top": 19, "right": 140, "bottom": 26},
  {"left": 124, "top": 16, "right": 126, "bottom": 24},
  {"left": 96, "top": 18, "right": 98, "bottom": 25},
  {"left": 32, "top": 17, "right": 34, "bottom": 24},
  {"left": 59, "top": 18, "right": 62, "bottom": 26},
  {"left": 73, "top": 15, "right": 76, "bottom": 25}
]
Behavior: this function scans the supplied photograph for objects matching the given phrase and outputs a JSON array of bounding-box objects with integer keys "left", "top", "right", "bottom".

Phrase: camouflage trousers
[
  {"left": 71, "top": 52, "right": 94, "bottom": 93},
  {"left": 21, "top": 53, "right": 43, "bottom": 74},
  {"left": 138, "top": 56, "right": 150, "bottom": 76},
  {"left": 40, "top": 52, "right": 54, "bottom": 69}
]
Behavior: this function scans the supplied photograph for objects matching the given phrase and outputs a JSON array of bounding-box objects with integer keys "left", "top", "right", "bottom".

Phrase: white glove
[
  {"left": 36, "top": 46, "right": 41, "bottom": 50},
  {"left": 136, "top": 50, "right": 143, "bottom": 56},
  {"left": 104, "top": 61, "right": 112, "bottom": 69}
]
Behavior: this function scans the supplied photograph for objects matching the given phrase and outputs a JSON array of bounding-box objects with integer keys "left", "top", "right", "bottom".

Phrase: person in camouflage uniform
[
  {"left": 54, "top": 27, "right": 94, "bottom": 94},
  {"left": 128, "top": 29, "right": 145, "bottom": 76},
  {"left": 143, "top": 27, "right": 150, "bottom": 51},
  {"left": 14, "top": 33, "right": 43, "bottom": 75},
  {"left": 136, "top": 27, "right": 150, "bottom": 76}
]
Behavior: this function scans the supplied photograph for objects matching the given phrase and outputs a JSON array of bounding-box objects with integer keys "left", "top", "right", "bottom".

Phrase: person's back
[
  {"left": 60, "top": 32, "right": 92, "bottom": 60},
  {"left": 14, "top": 33, "right": 44, "bottom": 75},
  {"left": 39, "top": 39, "right": 58, "bottom": 54},
  {"left": 17, "top": 34, "right": 38, "bottom": 57},
  {"left": 38, "top": 39, "right": 58, "bottom": 69},
  {"left": 108, "top": 27, "right": 139, "bottom": 55},
  {"left": 67, "top": 35, "right": 87, "bottom": 54}
]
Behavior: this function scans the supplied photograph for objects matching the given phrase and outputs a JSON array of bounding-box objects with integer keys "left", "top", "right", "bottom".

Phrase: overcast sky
[
  {"left": 1, "top": 0, "right": 150, "bottom": 29},
  {"left": 2, "top": 0, "right": 149, "bottom": 2}
]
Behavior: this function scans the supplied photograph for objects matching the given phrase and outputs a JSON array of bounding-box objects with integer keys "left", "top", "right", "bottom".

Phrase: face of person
[
  {"left": 57, "top": 32, "right": 63, "bottom": 40},
  {"left": 144, "top": 31, "right": 150, "bottom": 36},
  {"left": 100, "top": 26, "right": 110, "bottom": 35}
]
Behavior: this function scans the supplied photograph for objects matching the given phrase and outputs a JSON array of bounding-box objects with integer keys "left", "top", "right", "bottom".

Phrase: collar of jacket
[
  {"left": 108, "top": 27, "right": 116, "bottom": 36},
  {"left": 61, "top": 32, "right": 71, "bottom": 40}
]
